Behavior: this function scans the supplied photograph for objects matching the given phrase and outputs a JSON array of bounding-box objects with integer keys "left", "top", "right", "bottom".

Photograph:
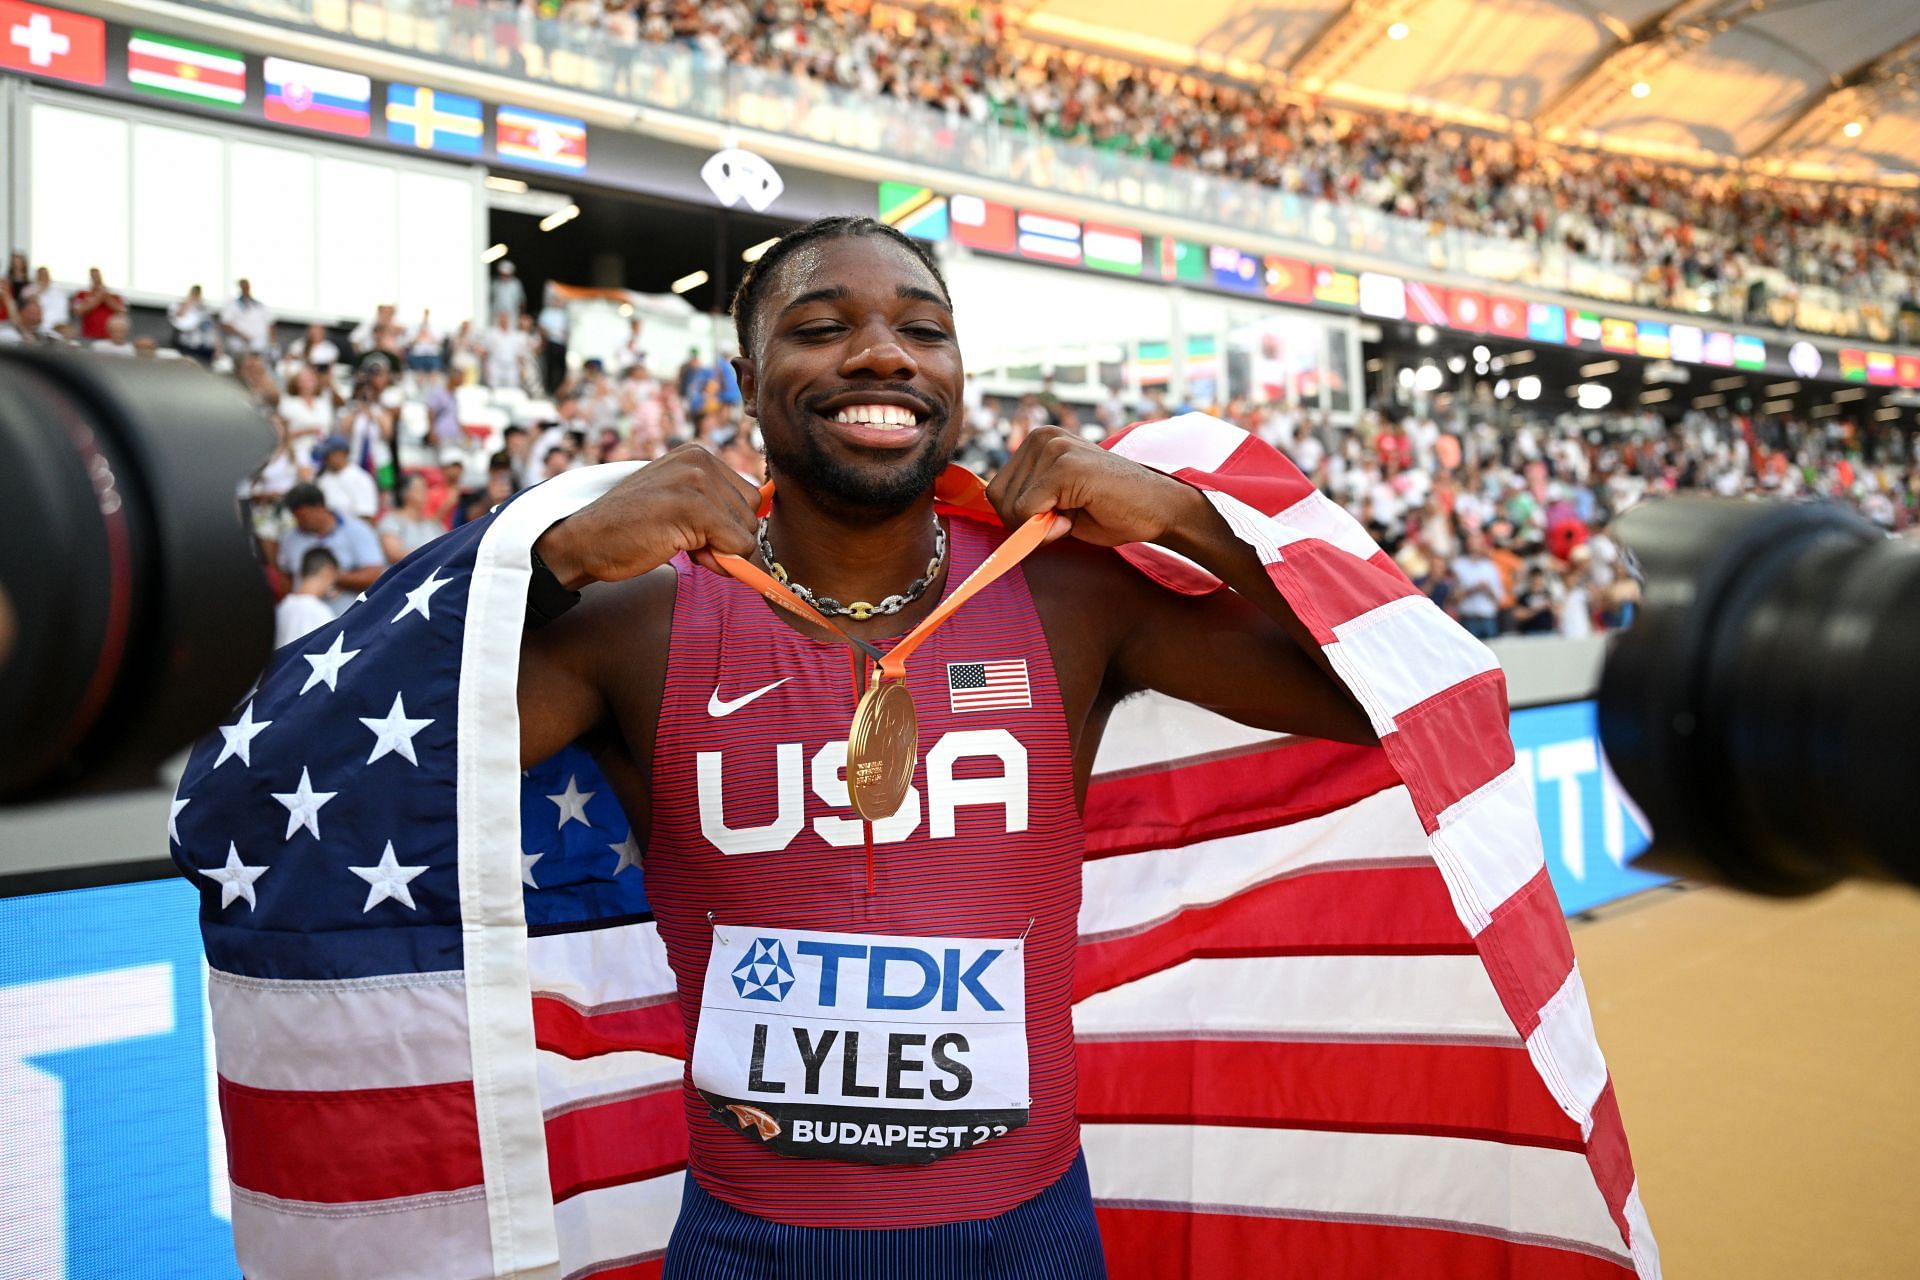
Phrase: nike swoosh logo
[{"left": 707, "top": 678, "right": 791, "bottom": 718}]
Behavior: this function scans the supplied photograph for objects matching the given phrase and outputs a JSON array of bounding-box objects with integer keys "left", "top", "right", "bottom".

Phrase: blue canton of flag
[{"left": 385, "top": 83, "right": 484, "bottom": 155}]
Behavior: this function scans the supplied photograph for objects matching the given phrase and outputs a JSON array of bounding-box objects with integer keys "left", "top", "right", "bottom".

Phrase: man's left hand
[{"left": 986, "top": 425, "right": 1206, "bottom": 548}]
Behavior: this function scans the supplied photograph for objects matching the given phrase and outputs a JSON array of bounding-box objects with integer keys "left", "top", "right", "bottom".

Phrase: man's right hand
[{"left": 532, "top": 444, "right": 762, "bottom": 590}]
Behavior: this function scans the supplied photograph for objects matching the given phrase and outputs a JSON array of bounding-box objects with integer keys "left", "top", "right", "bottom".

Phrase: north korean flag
[{"left": 1, "top": 1, "right": 104, "bottom": 84}]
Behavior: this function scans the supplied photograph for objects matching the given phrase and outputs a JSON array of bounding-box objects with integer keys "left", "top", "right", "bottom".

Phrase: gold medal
[{"left": 846, "top": 675, "right": 918, "bottom": 820}]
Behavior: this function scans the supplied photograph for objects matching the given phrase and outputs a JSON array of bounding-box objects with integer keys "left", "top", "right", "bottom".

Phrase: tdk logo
[
  {"left": 732, "top": 938, "right": 796, "bottom": 1002},
  {"left": 795, "top": 941, "right": 1004, "bottom": 1012}
]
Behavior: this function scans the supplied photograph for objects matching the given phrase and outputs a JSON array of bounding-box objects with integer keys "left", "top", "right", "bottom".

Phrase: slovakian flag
[
  {"left": 264, "top": 56, "right": 370, "bottom": 137},
  {"left": 176, "top": 426, "right": 1657, "bottom": 1279},
  {"left": 497, "top": 104, "right": 588, "bottom": 171},
  {"left": 386, "top": 84, "right": 484, "bottom": 155},
  {"left": 1, "top": 1, "right": 103, "bottom": 84},
  {"left": 128, "top": 30, "right": 245, "bottom": 108}
]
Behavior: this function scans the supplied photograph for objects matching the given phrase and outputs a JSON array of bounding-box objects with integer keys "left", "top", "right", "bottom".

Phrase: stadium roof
[{"left": 1015, "top": 0, "right": 1920, "bottom": 184}]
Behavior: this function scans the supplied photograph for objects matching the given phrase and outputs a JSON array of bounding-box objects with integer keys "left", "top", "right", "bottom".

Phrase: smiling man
[{"left": 515, "top": 216, "right": 1375, "bottom": 1276}]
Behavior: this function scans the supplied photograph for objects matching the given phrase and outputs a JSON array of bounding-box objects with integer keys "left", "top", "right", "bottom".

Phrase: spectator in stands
[
  {"left": 1509, "top": 566, "right": 1559, "bottom": 636},
  {"left": 278, "top": 364, "right": 338, "bottom": 462},
  {"left": 93, "top": 313, "right": 136, "bottom": 356},
  {"left": 278, "top": 482, "right": 384, "bottom": 610},
  {"left": 408, "top": 309, "right": 444, "bottom": 373},
  {"left": 500, "top": 424, "right": 533, "bottom": 489},
  {"left": 22, "top": 266, "right": 70, "bottom": 337},
  {"left": 0, "top": 296, "right": 38, "bottom": 345},
  {"left": 458, "top": 455, "right": 516, "bottom": 525},
  {"left": 72, "top": 267, "right": 125, "bottom": 342},
  {"left": 425, "top": 365, "right": 466, "bottom": 446},
  {"left": 537, "top": 290, "right": 570, "bottom": 392},
  {"left": 351, "top": 304, "right": 395, "bottom": 357},
  {"left": 483, "top": 310, "right": 527, "bottom": 389},
  {"left": 169, "top": 285, "right": 218, "bottom": 363},
  {"left": 490, "top": 260, "right": 526, "bottom": 323},
  {"left": 220, "top": 278, "right": 274, "bottom": 357},
  {"left": 5, "top": 251, "right": 27, "bottom": 299},
  {"left": 289, "top": 322, "right": 341, "bottom": 374},
  {"left": 618, "top": 315, "right": 646, "bottom": 370},
  {"left": 343, "top": 357, "right": 401, "bottom": 496},
  {"left": 315, "top": 436, "right": 380, "bottom": 520},
  {"left": 516, "top": 311, "right": 547, "bottom": 396},
  {"left": 377, "top": 472, "right": 447, "bottom": 562},
  {"left": 275, "top": 547, "right": 340, "bottom": 648},
  {"left": 1452, "top": 529, "right": 1505, "bottom": 642}
]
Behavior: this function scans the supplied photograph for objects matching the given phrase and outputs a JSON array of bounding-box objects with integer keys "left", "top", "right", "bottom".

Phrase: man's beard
[{"left": 764, "top": 418, "right": 954, "bottom": 523}]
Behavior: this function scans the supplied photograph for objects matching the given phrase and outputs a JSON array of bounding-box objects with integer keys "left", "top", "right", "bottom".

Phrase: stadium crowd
[
  {"left": 422, "top": 0, "right": 1917, "bottom": 323},
  {"left": 5, "top": 248, "right": 1913, "bottom": 646}
]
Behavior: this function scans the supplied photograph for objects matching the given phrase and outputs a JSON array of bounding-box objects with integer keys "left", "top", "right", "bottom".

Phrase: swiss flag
[
  {"left": 1448, "top": 290, "right": 1487, "bottom": 332},
  {"left": 1, "top": 1, "right": 103, "bottom": 84},
  {"left": 1487, "top": 295, "right": 1528, "bottom": 338}
]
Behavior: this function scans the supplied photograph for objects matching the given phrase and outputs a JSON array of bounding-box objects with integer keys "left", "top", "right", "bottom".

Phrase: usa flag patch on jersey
[{"left": 947, "top": 660, "right": 1031, "bottom": 713}]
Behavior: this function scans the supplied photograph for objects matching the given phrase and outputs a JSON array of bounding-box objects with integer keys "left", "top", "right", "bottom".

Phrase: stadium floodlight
[
  {"left": 1447, "top": 355, "right": 1466, "bottom": 373},
  {"left": 1580, "top": 359, "right": 1619, "bottom": 377},
  {"left": 743, "top": 237, "right": 780, "bottom": 263},
  {"left": 484, "top": 175, "right": 529, "bottom": 194},
  {"left": 1517, "top": 376, "right": 1542, "bottom": 401},
  {"left": 671, "top": 270, "right": 710, "bottom": 294},
  {"left": 1472, "top": 345, "right": 1490, "bottom": 363},
  {"left": 1414, "top": 364, "right": 1443, "bottom": 392},
  {"left": 1576, "top": 383, "right": 1613, "bottom": 410},
  {"left": 481, "top": 243, "right": 508, "bottom": 264},
  {"left": 538, "top": 204, "right": 580, "bottom": 232},
  {"left": 1494, "top": 379, "right": 1511, "bottom": 399},
  {"left": 1416, "top": 324, "right": 1436, "bottom": 345}
]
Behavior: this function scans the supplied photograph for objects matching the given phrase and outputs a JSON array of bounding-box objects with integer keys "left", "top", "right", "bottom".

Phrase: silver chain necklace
[{"left": 756, "top": 515, "right": 947, "bottom": 621}]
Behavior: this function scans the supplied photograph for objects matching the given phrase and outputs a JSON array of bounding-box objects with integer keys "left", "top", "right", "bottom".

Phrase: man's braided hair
[{"left": 728, "top": 215, "right": 950, "bottom": 359}]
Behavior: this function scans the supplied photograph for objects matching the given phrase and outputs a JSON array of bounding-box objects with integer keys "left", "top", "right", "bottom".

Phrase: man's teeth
[{"left": 831, "top": 404, "right": 918, "bottom": 427}]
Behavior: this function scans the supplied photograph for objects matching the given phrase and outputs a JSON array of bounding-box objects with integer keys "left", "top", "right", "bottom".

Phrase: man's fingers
[{"left": 1041, "top": 512, "right": 1074, "bottom": 543}]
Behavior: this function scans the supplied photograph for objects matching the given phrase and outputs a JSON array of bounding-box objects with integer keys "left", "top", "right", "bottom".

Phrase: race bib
[{"left": 691, "top": 924, "right": 1029, "bottom": 1165}]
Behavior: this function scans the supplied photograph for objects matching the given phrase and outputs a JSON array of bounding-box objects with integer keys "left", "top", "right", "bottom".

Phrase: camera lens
[
  {"left": 1598, "top": 497, "right": 1920, "bottom": 895},
  {"left": 0, "top": 350, "right": 276, "bottom": 803}
]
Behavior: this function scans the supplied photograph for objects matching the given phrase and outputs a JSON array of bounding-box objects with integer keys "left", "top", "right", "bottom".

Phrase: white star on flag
[
  {"left": 301, "top": 632, "right": 362, "bottom": 694},
  {"left": 521, "top": 850, "right": 543, "bottom": 888},
  {"left": 360, "top": 693, "right": 434, "bottom": 765},
  {"left": 348, "top": 841, "right": 429, "bottom": 912},
  {"left": 272, "top": 767, "right": 338, "bottom": 841},
  {"left": 168, "top": 795, "right": 190, "bottom": 845},
  {"left": 608, "top": 833, "right": 641, "bottom": 876},
  {"left": 392, "top": 570, "right": 455, "bottom": 624},
  {"left": 548, "top": 775, "right": 595, "bottom": 828},
  {"left": 213, "top": 702, "right": 272, "bottom": 769},
  {"left": 200, "top": 841, "right": 269, "bottom": 910}
]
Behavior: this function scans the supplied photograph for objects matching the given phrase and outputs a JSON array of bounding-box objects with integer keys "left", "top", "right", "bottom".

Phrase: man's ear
[{"left": 731, "top": 354, "right": 758, "bottom": 413}]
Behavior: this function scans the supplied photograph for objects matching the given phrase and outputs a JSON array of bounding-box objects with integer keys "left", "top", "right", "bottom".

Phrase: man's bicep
[
  {"left": 1113, "top": 576, "right": 1376, "bottom": 746},
  {"left": 519, "top": 624, "right": 606, "bottom": 769}
]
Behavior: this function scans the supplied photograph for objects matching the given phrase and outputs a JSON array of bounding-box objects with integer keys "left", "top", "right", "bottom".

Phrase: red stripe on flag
[
  {"left": 546, "top": 1083, "right": 689, "bottom": 1203},
  {"left": 1074, "top": 865, "right": 1472, "bottom": 1002},
  {"left": 1097, "top": 1205, "right": 1634, "bottom": 1279},
  {"left": 534, "top": 994, "right": 685, "bottom": 1061},
  {"left": 1474, "top": 867, "right": 1577, "bottom": 1038},
  {"left": 1265, "top": 539, "right": 1423, "bottom": 632},
  {"left": 1381, "top": 671, "right": 1514, "bottom": 825},
  {"left": 1174, "top": 463, "right": 1317, "bottom": 523},
  {"left": 1085, "top": 736, "right": 1399, "bottom": 859},
  {"left": 1583, "top": 1079, "right": 1638, "bottom": 1248},
  {"left": 1077, "top": 1038, "right": 1584, "bottom": 1150},
  {"left": 219, "top": 1076, "right": 483, "bottom": 1203}
]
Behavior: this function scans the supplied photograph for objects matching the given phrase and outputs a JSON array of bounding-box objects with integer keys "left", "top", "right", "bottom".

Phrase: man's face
[
  {"left": 737, "top": 235, "right": 962, "bottom": 521},
  {"left": 292, "top": 505, "right": 332, "bottom": 534},
  {"left": 89, "top": 268, "right": 103, "bottom": 288},
  {"left": 323, "top": 449, "right": 348, "bottom": 473},
  {"left": 238, "top": 279, "right": 251, "bottom": 298}
]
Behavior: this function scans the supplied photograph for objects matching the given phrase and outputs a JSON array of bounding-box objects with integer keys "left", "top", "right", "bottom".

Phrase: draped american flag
[{"left": 173, "top": 419, "right": 1657, "bottom": 1279}]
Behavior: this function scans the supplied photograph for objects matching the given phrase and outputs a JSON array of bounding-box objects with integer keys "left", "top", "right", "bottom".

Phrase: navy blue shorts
[{"left": 662, "top": 1150, "right": 1108, "bottom": 1280}]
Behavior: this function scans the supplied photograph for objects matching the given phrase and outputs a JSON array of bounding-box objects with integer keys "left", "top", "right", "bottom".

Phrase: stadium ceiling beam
[
  {"left": 1285, "top": 0, "right": 1444, "bottom": 93},
  {"left": 1531, "top": 0, "right": 1741, "bottom": 138},
  {"left": 1745, "top": 32, "right": 1920, "bottom": 160}
]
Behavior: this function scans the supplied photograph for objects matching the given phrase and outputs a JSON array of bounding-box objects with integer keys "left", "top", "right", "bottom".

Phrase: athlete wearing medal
[{"left": 519, "top": 218, "right": 1376, "bottom": 1277}]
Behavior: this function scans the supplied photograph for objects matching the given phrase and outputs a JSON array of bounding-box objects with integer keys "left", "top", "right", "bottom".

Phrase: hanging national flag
[
  {"left": 1837, "top": 348, "right": 1867, "bottom": 381},
  {"left": 947, "top": 661, "right": 1032, "bottom": 713},
  {"left": 1601, "top": 318, "right": 1638, "bottom": 354},
  {"left": 1668, "top": 324, "right": 1704, "bottom": 364},
  {"left": 1733, "top": 335, "right": 1767, "bottom": 371},
  {"left": 1208, "top": 246, "right": 1262, "bottom": 294},
  {"left": 1866, "top": 350, "right": 1897, "bottom": 385},
  {"left": 1404, "top": 279, "right": 1449, "bottom": 325},
  {"left": 1, "top": 1, "right": 104, "bottom": 84},
  {"left": 1635, "top": 322, "right": 1670, "bottom": 360},
  {"left": 1702, "top": 331, "right": 1736, "bottom": 366},
  {"left": 1082, "top": 224, "right": 1143, "bottom": 275},
  {"left": 1149, "top": 236, "right": 1209, "bottom": 284},
  {"left": 878, "top": 182, "right": 950, "bottom": 241},
  {"left": 1896, "top": 354, "right": 1920, "bottom": 389},
  {"left": 1527, "top": 303, "right": 1567, "bottom": 345},
  {"left": 1447, "top": 289, "right": 1487, "bottom": 332},
  {"left": 264, "top": 56, "right": 370, "bottom": 137},
  {"left": 1312, "top": 267, "right": 1358, "bottom": 309},
  {"left": 1257, "top": 257, "right": 1310, "bottom": 305},
  {"left": 1486, "top": 295, "right": 1528, "bottom": 338},
  {"left": 496, "top": 104, "right": 588, "bottom": 171},
  {"left": 1358, "top": 272, "right": 1406, "bottom": 320},
  {"left": 949, "top": 194, "right": 1017, "bottom": 254},
  {"left": 1016, "top": 211, "right": 1082, "bottom": 264},
  {"left": 127, "top": 30, "right": 245, "bottom": 106},
  {"left": 386, "top": 84, "right": 484, "bottom": 155},
  {"left": 1570, "top": 311, "right": 1603, "bottom": 345}
]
